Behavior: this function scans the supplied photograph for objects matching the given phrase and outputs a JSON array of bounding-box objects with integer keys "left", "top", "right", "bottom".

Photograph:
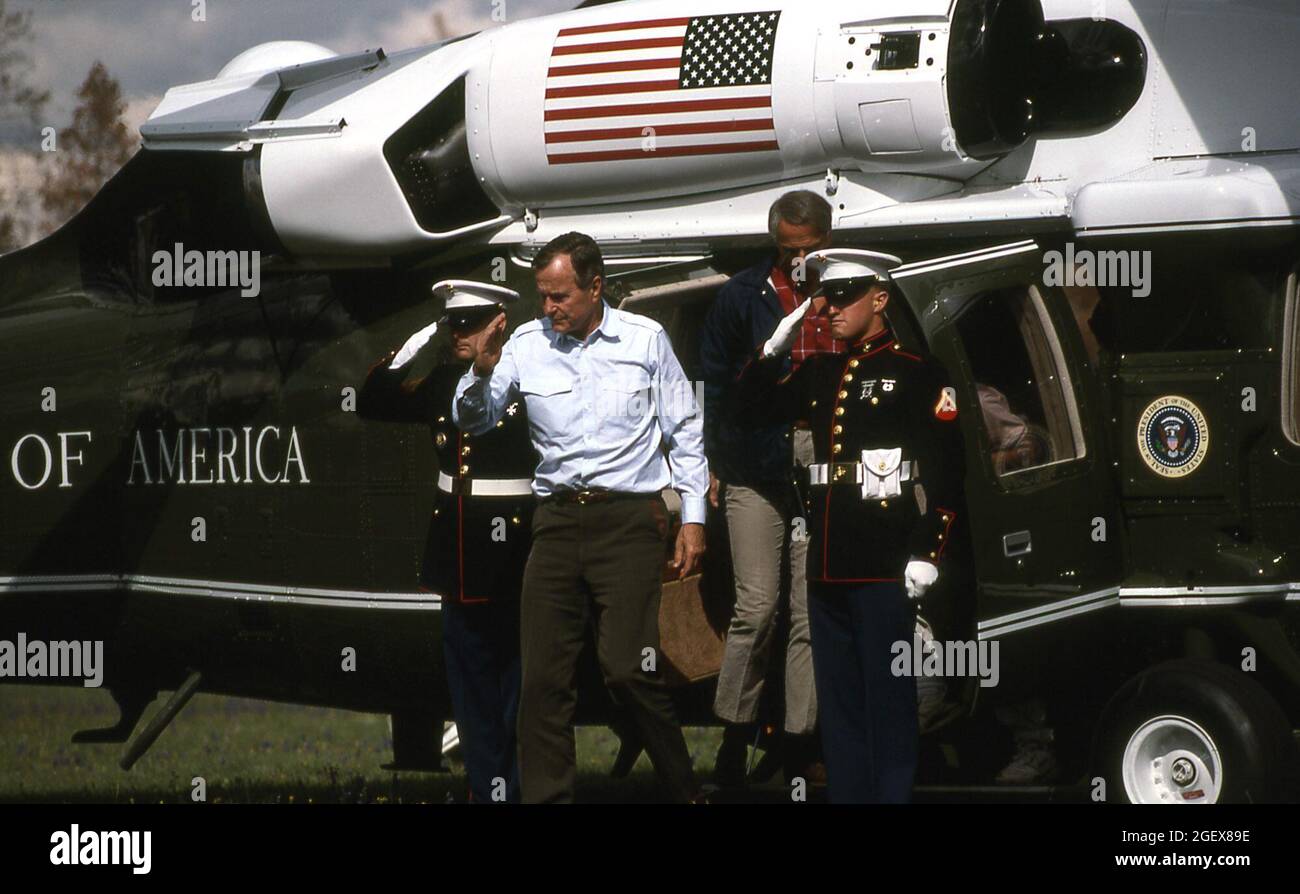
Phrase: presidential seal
[{"left": 1137, "top": 395, "right": 1209, "bottom": 477}]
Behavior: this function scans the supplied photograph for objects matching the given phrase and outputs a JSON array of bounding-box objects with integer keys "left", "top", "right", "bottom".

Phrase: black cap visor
[
  {"left": 441, "top": 306, "right": 503, "bottom": 330},
  {"left": 819, "top": 277, "right": 883, "bottom": 306}
]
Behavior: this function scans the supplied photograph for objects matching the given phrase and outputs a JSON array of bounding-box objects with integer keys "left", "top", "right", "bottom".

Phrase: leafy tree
[
  {"left": 0, "top": 0, "right": 50, "bottom": 251},
  {"left": 40, "top": 61, "right": 134, "bottom": 231}
]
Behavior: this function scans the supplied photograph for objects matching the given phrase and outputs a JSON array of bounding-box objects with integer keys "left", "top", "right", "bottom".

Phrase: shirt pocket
[
  {"left": 518, "top": 373, "right": 574, "bottom": 428},
  {"left": 596, "top": 369, "right": 654, "bottom": 428},
  {"left": 519, "top": 374, "right": 574, "bottom": 397}
]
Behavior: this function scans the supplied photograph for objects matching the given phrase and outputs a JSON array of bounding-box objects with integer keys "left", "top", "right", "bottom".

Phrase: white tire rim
[{"left": 1121, "top": 714, "right": 1222, "bottom": 803}]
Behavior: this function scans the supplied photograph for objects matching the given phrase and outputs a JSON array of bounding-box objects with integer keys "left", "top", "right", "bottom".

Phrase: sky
[{"left": 1, "top": 0, "right": 579, "bottom": 147}]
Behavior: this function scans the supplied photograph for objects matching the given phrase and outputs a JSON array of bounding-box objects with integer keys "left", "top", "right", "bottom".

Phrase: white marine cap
[
  {"left": 432, "top": 279, "right": 520, "bottom": 324},
  {"left": 805, "top": 249, "right": 903, "bottom": 297}
]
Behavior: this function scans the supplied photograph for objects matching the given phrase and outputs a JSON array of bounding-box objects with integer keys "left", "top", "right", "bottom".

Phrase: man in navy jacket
[{"left": 699, "top": 191, "right": 840, "bottom": 784}]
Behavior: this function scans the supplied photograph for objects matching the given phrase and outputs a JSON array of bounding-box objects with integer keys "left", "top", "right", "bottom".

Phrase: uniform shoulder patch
[{"left": 934, "top": 386, "right": 959, "bottom": 421}]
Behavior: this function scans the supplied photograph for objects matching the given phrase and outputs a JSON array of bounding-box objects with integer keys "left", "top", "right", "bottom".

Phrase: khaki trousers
[{"left": 712, "top": 429, "right": 817, "bottom": 734}]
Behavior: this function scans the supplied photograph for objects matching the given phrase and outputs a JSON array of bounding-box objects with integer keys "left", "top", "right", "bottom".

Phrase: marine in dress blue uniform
[
  {"left": 737, "top": 250, "right": 967, "bottom": 803},
  {"left": 359, "top": 280, "right": 537, "bottom": 803}
]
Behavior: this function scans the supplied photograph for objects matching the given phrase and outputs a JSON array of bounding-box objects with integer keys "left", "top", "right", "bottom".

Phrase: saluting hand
[
  {"left": 761, "top": 297, "right": 812, "bottom": 358},
  {"left": 390, "top": 320, "right": 440, "bottom": 370},
  {"left": 469, "top": 311, "right": 507, "bottom": 375},
  {"left": 674, "top": 522, "right": 705, "bottom": 579}
]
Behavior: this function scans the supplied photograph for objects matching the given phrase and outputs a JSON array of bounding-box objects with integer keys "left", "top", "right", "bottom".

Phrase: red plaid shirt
[{"left": 769, "top": 264, "right": 846, "bottom": 370}]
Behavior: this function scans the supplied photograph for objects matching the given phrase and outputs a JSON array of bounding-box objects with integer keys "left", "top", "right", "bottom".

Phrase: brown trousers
[{"left": 518, "top": 494, "right": 696, "bottom": 803}]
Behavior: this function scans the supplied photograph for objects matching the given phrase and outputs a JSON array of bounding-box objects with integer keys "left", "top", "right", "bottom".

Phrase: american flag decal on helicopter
[{"left": 543, "top": 11, "right": 782, "bottom": 165}]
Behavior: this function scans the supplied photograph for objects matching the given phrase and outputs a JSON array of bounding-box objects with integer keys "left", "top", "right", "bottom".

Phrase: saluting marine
[
  {"left": 737, "top": 249, "right": 966, "bottom": 803},
  {"left": 358, "top": 280, "right": 538, "bottom": 803}
]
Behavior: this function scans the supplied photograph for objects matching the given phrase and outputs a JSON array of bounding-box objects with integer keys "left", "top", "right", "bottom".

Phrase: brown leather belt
[{"left": 541, "top": 488, "right": 650, "bottom": 506}]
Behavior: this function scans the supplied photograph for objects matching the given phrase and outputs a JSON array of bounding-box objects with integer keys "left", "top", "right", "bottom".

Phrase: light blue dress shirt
[{"left": 453, "top": 302, "right": 709, "bottom": 525}]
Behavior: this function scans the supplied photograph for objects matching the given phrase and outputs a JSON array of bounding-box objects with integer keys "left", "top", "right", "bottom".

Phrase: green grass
[{"left": 0, "top": 684, "right": 727, "bottom": 803}]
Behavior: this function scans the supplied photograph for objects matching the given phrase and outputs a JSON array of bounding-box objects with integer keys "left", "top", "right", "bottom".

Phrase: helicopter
[{"left": 3, "top": 0, "right": 1300, "bottom": 801}]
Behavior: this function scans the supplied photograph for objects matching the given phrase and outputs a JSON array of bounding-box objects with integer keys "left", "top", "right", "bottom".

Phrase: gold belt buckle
[{"left": 831, "top": 462, "right": 856, "bottom": 482}]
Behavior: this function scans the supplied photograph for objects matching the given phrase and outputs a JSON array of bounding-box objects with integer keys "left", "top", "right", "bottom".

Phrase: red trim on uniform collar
[{"left": 850, "top": 327, "right": 895, "bottom": 358}]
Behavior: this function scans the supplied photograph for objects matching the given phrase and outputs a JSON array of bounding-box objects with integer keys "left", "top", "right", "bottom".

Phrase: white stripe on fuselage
[{"left": 0, "top": 573, "right": 441, "bottom": 611}]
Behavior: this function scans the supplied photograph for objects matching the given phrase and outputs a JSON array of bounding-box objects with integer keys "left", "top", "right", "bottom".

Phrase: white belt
[
  {"left": 807, "top": 460, "right": 915, "bottom": 486},
  {"left": 437, "top": 471, "right": 533, "bottom": 497}
]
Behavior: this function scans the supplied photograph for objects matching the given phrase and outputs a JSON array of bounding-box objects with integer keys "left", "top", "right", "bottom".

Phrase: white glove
[
  {"left": 761, "top": 297, "right": 812, "bottom": 358},
  {"left": 905, "top": 560, "right": 939, "bottom": 601},
  {"left": 389, "top": 320, "right": 440, "bottom": 369}
]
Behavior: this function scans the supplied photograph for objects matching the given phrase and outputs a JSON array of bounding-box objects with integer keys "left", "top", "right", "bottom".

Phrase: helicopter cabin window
[
  {"left": 1284, "top": 269, "right": 1300, "bottom": 447},
  {"left": 954, "top": 286, "right": 1085, "bottom": 479}
]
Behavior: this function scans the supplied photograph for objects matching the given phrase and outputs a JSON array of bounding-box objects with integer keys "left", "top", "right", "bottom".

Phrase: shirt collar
[
  {"left": 769, "top": 262, "right": 813, "bottom": 301},
  {"left": 551, "top": 300, "right": 619, "bottom": 345}
]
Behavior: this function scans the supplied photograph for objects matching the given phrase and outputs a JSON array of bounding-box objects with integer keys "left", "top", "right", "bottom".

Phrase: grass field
[{"left": 0, "top": 684, "right": 731, "bottom": 804}]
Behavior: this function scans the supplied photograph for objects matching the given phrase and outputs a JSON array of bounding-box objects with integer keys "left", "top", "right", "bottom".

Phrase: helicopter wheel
[{"left": 1093, "top": 658, "right": 1299, "bottom": 804}]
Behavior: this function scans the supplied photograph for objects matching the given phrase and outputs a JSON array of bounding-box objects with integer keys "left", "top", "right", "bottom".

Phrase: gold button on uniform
[
  {"left": 838, "top": 390, "right": 848, "bottom": 399},
  {"left": 842, "top": 374, "right": 854, "bottom": 383},
  {"left": 849, "top": 359, "right": 860, "bottom": 369},
  {"left": 870, "top": 397, "right": 879, "bottom": 405},
  {"left": 832, "top": 444, "right": 842, "bottom": 454},
  {"left": 462, "top": 445, "right": 471, "bottom": 456},
  {"left": 880, "top": 499, "right": 888, "bottom": 508},
  {"left": 833, "top": 425, "right": 843, "bottom": 434},
  {"left": 835, "top": 407, "right": 845, "bottom": 416},
  {"left": 459, "top": 464, "right": 470, "bottom": 475}
]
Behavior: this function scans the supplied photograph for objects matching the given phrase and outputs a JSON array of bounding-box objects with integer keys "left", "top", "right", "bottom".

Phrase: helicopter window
[
  {"left": 1284, "top": 269, "right": 1300, "bottom": 447},
  {"left": 1090, "top": 239, "right": 1279, "bottom": 354},
  {"left": 955, "top": 286, "right": 1085, "bottom": 479}
]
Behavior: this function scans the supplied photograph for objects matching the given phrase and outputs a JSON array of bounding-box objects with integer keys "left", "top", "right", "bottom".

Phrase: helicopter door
[{"left": 891, "top": 241, "right": 1124, "bottom": 647}]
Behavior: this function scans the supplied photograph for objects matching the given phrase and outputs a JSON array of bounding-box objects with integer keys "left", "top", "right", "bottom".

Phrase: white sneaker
[{"left": 995, "top": 742, "right": 1059, "bottom": 785}]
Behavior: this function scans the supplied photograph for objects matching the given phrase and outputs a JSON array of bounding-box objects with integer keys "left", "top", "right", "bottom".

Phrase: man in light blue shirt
[{"left": 453, "top": 232, "right": 706, "bottom": 803}]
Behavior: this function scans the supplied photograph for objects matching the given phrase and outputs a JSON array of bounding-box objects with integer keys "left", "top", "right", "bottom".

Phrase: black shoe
[{"left": 713, "top": 725, "right": 752, "bottom": 787}]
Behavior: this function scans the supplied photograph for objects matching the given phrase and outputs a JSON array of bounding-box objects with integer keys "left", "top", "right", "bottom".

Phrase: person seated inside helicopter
[{"left": 975, "top": 382, "right": 1050, "bottom": 474}]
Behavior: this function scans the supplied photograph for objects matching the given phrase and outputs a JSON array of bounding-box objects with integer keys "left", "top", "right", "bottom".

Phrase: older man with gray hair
[{"left": 699, "top": 190, "right": 841, "bottom": 785}]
